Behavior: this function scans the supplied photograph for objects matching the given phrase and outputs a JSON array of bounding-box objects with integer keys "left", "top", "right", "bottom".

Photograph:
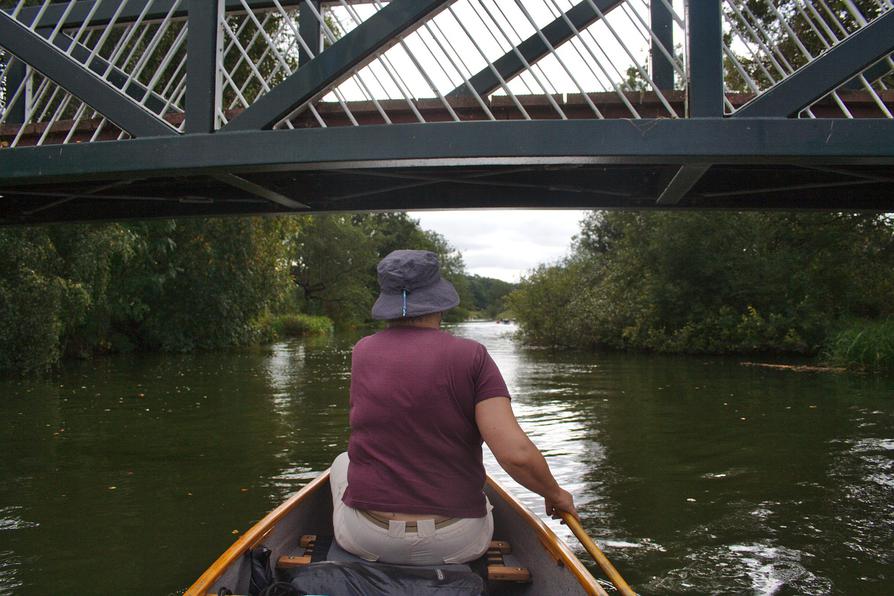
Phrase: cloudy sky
[{"left": 413, "top": 210, "right": 589, "bottom": 283}]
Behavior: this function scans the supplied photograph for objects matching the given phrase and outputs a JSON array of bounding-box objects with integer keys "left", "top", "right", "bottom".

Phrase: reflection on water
[{"left": 0, "top": 322, "right": 892, "bottom": 595}]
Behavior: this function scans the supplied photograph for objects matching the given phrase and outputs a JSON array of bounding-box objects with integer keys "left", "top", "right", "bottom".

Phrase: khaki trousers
[{"left": 329, "top": 452, "right": 494, "bottom": 565}]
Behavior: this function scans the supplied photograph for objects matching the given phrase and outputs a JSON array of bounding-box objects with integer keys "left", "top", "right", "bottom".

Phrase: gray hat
[{"left": 371, "top": 250, "right": 460, "bottom": 320}]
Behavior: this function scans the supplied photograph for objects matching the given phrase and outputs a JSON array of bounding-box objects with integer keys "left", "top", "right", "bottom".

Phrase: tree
[
  {"left": 510, "top": 211, "right": 894, "bottom": 354},
  {"left": 289, "top": 214, "right": 378, "bottom": 325}
]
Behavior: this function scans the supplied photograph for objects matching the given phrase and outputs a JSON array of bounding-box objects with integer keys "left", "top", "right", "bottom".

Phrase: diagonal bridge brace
[
  {"left": 0, "top": 10, "right": 176, "bottom": 138},
  {"left": 223, "top": 0, "right": 453, "bottom": 131},
  {"left": 734, "top": 9, "right": 894, "bottom": 119},
  {"left": 658, "top": 8, "right": 894, "bottom": 206},
  {"left": 449, "top": 0, "right": 624, "bottom": 98}
]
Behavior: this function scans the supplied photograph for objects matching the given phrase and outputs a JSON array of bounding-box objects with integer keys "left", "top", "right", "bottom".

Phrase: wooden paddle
[{"left": 560, "top": 512, "right": 636, "bottom": 596}]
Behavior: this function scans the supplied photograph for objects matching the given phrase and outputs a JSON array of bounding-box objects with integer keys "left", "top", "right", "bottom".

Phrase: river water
[{"left": 0, "top": 322, "right": 891, "bottom": 595}]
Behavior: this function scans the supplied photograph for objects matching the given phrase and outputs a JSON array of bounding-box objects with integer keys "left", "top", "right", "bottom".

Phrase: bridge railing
[{"left": 1, "top": 1, "right": 891, "bottom": 150}]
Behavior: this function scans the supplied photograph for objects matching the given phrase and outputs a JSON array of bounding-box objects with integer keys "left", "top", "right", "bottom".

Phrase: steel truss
[{"left": 1, "top": 0, "right": 893, "bottom": 224}]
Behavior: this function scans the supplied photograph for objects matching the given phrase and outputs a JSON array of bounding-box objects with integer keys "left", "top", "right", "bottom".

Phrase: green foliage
[
  {"left": 113, "top": 218, "right": 294, "bottom": 352},
  {"left": 289, "top": 213, "right": 471, "bottom": 326},
  {"left": 824, "top": 319, "right": 894, "bottom": 372},
  {"left": 510, "top": 212, "right": 894, "bottom": 355},
  {"left": 0, "top": 217, "right": 293, "bottom": 373},
  {"left": 467, "top": 274, "right": 516, "bottom": 319},
  {"left": 258, "top": 313, "right": 333, "bottom": 342},
  {"left": 290, "top": 214, "right": 378, "bottom": 326},
  {"left": 0, "top": 210, "right": 468, "bottom": 374}
]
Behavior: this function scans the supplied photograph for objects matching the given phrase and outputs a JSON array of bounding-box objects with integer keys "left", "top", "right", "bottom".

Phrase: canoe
[{"left": 185, "top": 470, "right": 609, "bottom": 595}]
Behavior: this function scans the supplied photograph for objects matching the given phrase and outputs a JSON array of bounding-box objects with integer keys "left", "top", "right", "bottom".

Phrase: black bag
[
  {"left": 286, "top": 560, "right": 486, "bottom": 596},
  {"left": 247, "top": 546, "right": 274, "bottom": 596}
]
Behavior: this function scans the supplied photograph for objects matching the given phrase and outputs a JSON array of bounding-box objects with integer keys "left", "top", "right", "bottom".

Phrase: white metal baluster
[
  {"left": 467, "top": 0, "right": 544, "bottom": 102},
  {"left": 445, "top": 5, "right": 532, "bottom": 119},
  {"left": 490, "top": 1, "right": 564, "bottom": 101},
  {"left": 796, "top": 0, "right": 891, "bottom": 118},
  {"left": 139, "top": 26, "right": 187, "bottom": 116},
  {"left": 273, "top": 2, "right": 357, "bottom": 126},
  {"left": 264, "top": 4, "right": 357, "bottom": 128},
  {"left": 363, "top": 0, "right": 462, "bottom": 123},
  {"left": 119, "top": 2, "right": 183, "bottom": 99},
  {"left": 761, "top": 0, "right": 852, "bottom": 118},
  {"left": 509, "top": 0, "right": 605, "bottom": 118},
  {"left": 545, "top": 0, "right": 643, "bottom": 118},
  {"left": 725, "top": 0, "right": 789, "bottom": 82},
  {"left": 88, "top": 2, "right": 146, "bottom": 80},
  {"left": 421, "top": 18, "right": 496, "bottom": 120},
  {"left": 301, "top": 1, "right": 394, "bottom": 123},
  {"left": 37, "top": 91, "right": 75, "bottom": 145},
  {"left": 62, "top": 102, "right": 89, "bottom": 144},
  {"left": 581, "top": 0, "right": 677, "bottom": 116},
  {"left": 22, "top": 0, "right": 53, "bottom": 31},
  {"left": 571, "top": 1, "right": 652, "bottom": 102},
  {"left": 0, "top": 58, "right": 28, "bottom": 126},
  {"left": 627, "top": 0, "right": 687, "bottom": 83},
  {"left": 470, "top": 0, "right": 562, "bottom": 116},
  {"left": 259, "top": 2, "right": 328, "bottom": 127}
]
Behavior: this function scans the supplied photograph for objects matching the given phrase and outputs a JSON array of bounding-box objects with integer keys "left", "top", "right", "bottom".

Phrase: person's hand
[{"left": 545, "top": 488, "right": 579, "bottom": 522}]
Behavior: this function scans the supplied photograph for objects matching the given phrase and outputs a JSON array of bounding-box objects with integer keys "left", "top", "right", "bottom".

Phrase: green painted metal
[
  {"left": 222, "top": 0, "right": 452, "bottom": 131},
  {"left": 12, "top": 0, "right": 369, "bottom": 29},
  {"left": 41, "top": 30, "right": 169, "bottom": 116},
  {"left": 735, "top": 10, "right": 894, "bottom": 118},
  {"left": 299, "top": 0, "right": 323, "bottom": 67},
  {"left": 448, "top": 0, "right": 624, "bottom": 98},
  {"left": 0, "top": 11, "right": 175, "bottom": 138},
  {"left": 2, "top": 119, "right": 893, "bottom": 187},
  {"left": 650, "top": 0, "right": 674, "bottom": 90},
  {"left": 685, "top": 0, "right": 723, "bottom": 117},
  {"left": 186, "top": 0, "right": 223, "bottom": 133},
  {"left": 3, "top": 56, "right": 27, "bottom": 124}
]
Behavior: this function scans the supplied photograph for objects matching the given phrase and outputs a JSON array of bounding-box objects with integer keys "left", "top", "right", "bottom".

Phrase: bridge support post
[
  {"left": 685, "top": 0, "right": 723, "bottom": 117},
  {"left": 4, "top": 57, "right": 28, "bottom": 124},
  {"left": 186, "top": 0, "right": 224, "bottom": 133},
  {"left": 299, "top": 1, "right": 322, "bottom": 67},
  {"left": 650, "top": 0, "right": 674, "bottom": 90},
  {"left": 657, "top": 0, "right": 723, "bottom": 205}
]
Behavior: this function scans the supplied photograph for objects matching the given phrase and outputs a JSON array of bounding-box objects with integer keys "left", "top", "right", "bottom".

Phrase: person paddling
[{"left": 329, "top": 249, "right": 578, "bottom": 565}]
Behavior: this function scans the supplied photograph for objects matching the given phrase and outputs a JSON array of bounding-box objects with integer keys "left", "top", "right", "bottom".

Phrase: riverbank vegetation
[
  {"left": 0, "top": 213, "right": 510, "bottom": 375},
  {"left": 824, "top": 319, "right": 894, "bottom": 373},
  {"left": 508, "top": 212, "right": 894, "bottom": 369}
]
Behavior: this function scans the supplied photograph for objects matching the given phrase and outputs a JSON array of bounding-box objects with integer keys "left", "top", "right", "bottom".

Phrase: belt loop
[
  {"left": 417, "top": 519, "right": 435, "bottom": 538},
  {"left": 388, "top": 520, "right": 406, "bottom": 538}
]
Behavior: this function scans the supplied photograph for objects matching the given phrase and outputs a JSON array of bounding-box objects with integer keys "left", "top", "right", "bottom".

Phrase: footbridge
[{"left": 1, "top": 0, "right": 892, "bottom": 224}]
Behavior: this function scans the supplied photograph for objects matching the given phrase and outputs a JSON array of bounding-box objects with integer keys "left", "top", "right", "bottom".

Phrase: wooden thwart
[
  {"left": 487, "top": 565, "right": 533, "bottom": 582},
  {"left": 486, "top": 539, "right": 532, "bottom": 583},
  {"left": 277, "top": 536, "right": 531, "bottom": 583},
  {"left": 277, "top": 554, "right": 312, "bottom": 568}
]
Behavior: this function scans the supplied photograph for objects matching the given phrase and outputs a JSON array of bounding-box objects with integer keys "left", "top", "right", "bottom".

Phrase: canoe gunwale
[
  {"left": 184, "top": 470, "right": 331, "bottom": 596},
  {"left": 485, "top": 477, "right": 608, "bottom": 596},
  {"left": 186, "top": 471, "right": 607, "bottom": 596}
]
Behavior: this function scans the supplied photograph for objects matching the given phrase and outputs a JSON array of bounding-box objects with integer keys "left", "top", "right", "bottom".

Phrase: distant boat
[{"left": 186, "top": 471, "right": 608, "bottom": 595}]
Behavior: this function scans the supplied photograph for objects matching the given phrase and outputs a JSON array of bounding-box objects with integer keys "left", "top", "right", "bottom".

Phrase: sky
[{"left": 412, "top": 209, "right": 589, "bottom": 283}]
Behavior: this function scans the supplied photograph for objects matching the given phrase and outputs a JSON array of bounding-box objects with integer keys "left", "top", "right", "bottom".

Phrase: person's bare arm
[{"left": 476, "top": 397, "right": 579, "bottom": 521}]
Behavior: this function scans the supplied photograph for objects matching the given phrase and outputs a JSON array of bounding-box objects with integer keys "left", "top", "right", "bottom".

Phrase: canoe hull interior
[{"left": 189, "top": 472, "right": 604, "bottom": 595}]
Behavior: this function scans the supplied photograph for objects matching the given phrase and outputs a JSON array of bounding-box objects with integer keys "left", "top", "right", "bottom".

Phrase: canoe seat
[
  {"left": 485, "top": 540, "right": 532, "bottom": 583},
  {"left": 279, "top": 535, "right": 531, "bottom": 584}
]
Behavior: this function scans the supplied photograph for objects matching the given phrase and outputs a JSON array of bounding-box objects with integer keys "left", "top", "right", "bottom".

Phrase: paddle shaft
[{"left": 561, "top": 512, "right": 636, "bottom": 596}]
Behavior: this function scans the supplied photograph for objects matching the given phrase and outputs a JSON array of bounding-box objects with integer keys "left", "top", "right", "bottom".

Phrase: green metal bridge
[{"left": 1, "top": 0, "right": 892, "bottom": 224}]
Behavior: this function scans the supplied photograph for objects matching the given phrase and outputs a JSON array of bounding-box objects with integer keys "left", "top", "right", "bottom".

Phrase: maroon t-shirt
[{"left": 343, "top": 327, "right": 510, "bottom": 518}]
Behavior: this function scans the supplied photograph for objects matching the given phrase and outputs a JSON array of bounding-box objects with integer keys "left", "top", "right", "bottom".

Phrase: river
[{"left": 0, "top": 322, "right": 891, "bottom": 595}]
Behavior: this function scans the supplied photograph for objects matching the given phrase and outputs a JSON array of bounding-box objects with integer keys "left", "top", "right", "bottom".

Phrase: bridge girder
[{"left": 1, "top": 0, "right": 893, "bottom": 224}]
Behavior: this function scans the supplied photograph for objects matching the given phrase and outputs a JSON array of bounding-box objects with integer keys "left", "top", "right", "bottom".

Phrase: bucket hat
[{"left": 371, "top": 250, "right": 460, "bottom": 320}]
